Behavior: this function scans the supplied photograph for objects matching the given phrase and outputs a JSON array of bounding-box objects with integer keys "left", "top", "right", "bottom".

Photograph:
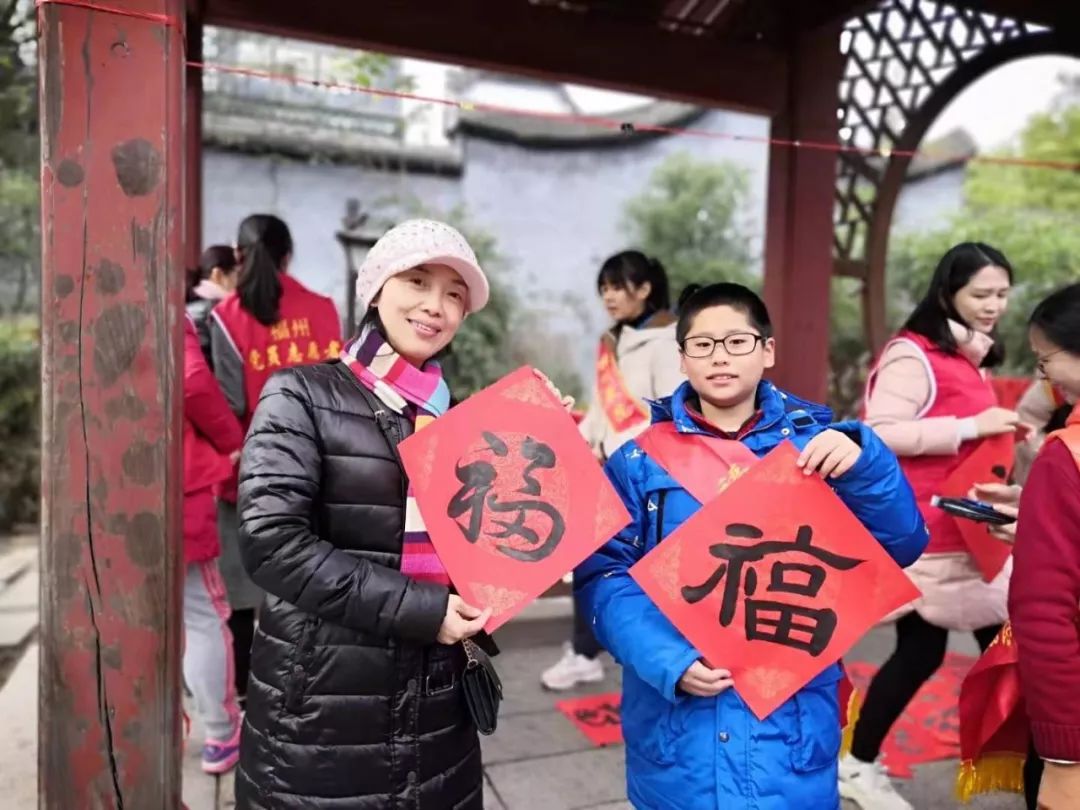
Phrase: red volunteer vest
[
  {"left": 212, "top": 274, "right": 342, "bottom": 427},
  {"left": 866, "top": 330, "right": 997, "bottom": 554},
  {"left": 212, "top": 275, "right": 341, "bottom": 501}
]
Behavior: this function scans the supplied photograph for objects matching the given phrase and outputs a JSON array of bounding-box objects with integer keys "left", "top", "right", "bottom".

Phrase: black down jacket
[{"left": 234, "top": 361, "right": 484, "bottom": 810}]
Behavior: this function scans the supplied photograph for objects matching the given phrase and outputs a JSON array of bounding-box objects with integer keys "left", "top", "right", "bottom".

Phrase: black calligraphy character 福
[
  {"left": 680, "top": 524, "right": 864, "bottom": 656},
  {"left": 447, "top": 432, "right": 566, "bottom": 562},
  {"left": 574, "top": 702, "right": 621, "bottom": 728}
]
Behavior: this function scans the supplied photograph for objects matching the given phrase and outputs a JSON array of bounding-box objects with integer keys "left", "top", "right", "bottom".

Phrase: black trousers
[
  {"left": 228, "top": 607, "right": 256, "bottom": 702},
  {"left": 572, "top": 593, "right": 602, "bottom": 659},
  {"left": 850, "top": 611, "right": 1000, "bottom": 762},
  {"left": 849, "top": 612, "right": 1044, "bottom": 807},
  {"left": 1024, "top": 739, "right": 1044, "bottom": 810}
]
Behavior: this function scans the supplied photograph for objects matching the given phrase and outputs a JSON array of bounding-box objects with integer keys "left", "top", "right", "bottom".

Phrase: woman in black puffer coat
[{"left": 234, "top": 220, "right": 495, "bottom": 809}]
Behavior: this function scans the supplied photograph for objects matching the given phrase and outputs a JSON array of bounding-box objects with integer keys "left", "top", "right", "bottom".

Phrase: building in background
[{"left": 200, "top": 28, "right": 979, "bottom": 386}]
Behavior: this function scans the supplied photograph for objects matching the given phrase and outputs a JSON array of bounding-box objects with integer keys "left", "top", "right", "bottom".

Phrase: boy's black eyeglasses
[{"left": 680, "top": 333, "right": 764, "bottom": 358}]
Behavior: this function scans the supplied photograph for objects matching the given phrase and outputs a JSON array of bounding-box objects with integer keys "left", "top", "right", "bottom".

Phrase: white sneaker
[
  {"left": 540, "top": 643, "right": 605, "bottom": 691},
  {"left": 838, "top": 754, "right": 913, "bottom": 810}
]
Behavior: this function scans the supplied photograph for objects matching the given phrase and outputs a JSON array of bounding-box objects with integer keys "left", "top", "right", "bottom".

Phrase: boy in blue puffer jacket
[{"left": 575, "top": 283, "right": 928, "bottom": 810}]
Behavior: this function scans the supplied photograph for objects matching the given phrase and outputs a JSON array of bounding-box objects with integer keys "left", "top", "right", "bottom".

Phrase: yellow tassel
[
  {"left": 955, "top": 755, "right": 1026, "bottom": 803},
  {"left": 840, "top": 687, "right": 863, "bottom": 758}
]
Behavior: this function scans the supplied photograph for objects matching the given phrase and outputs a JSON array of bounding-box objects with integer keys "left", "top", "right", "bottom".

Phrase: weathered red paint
[
  {"left": 762, "top": 23, "right": 844, "bottom": 403},
  {"left": 38, "top": 1, "right": 186, "bottom": 806}
]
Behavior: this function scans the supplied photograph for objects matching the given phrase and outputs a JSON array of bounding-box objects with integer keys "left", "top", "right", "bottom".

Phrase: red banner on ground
[
  {"left": 847, "top": 652, "right": 975, "bottom": 778},
  {"left": 556, "top": 693, "right": 624, "bottom": 747},
  {"left": 398, "top": 367, "right": 632, "bottom": 632},
  {"left": 630, "top": 441, "right": 920, "bottom": 719}
]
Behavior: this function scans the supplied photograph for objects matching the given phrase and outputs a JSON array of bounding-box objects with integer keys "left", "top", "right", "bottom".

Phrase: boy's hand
[
  {"left": 796, "top": 429, "right": 862, "bottom": 479},
  {"left": 678, "top": 660, "right": 734, "bottom": 697}
]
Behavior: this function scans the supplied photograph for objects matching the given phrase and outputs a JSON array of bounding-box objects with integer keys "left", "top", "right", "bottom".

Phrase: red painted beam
[
  {"left": 204, "top": 0, "right": 788, "bottom": 115},
  {"left": 762, "top": 23, "right": 843, "bottom": 403},
  {"left": 38, "top": 0, "right": 186, "bottom": 806},
  {"left": 186, "top": 6, "right": 204, "bottom": 270}
]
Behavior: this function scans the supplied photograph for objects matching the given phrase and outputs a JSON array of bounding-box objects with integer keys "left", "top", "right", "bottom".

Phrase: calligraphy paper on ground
[
  {"left": 942, "top": 434, "right": 1015, "bottom": 582},
  {"left": 556, "top": 693, "right": 624, "bottom": 747},
  {"left": 399, "top": 366, "right": 632, "bottom": 632},
  {"left": 631, "top": 441, "right": 920, "bottom": 719}
]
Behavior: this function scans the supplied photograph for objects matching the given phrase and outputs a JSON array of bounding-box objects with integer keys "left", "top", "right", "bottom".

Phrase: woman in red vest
[
  {"left": 541, "top": 250, "right": 684, "bottom": 691},
  {"left": 840, "top": 243, "right": 1022, "bottom": 810},
  {"left": 1009, "top": 284, "right": 1080, "bottom": 810},
  {"left": 209, "top": 214, "right": 341, "bottom": 705}
]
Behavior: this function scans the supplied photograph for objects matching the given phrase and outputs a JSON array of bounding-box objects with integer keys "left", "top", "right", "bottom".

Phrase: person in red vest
[
  {"left": 542, "top": 250, "right": 684, "bottom": 691},
  {"left": 1009, "top": 284, "right": 1080, "bottom": 810},
  {"left": 182, "top": 314, "right": 245, "bottom": 773},
  {"left": 841, "top": 243, "right": 1023, "bottom": 809},
  {"left": 209, "top": 214, "right": 341, "bottom": 707}
]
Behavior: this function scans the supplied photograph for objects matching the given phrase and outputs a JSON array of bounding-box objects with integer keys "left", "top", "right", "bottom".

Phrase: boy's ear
[{"left": 762, "top": 337, "right": 776, "bottom": 370}]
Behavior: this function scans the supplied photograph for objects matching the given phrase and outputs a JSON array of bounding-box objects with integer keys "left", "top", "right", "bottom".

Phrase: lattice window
[{"left": 834, "top": 0, "right": 1036, "bottom": 267}]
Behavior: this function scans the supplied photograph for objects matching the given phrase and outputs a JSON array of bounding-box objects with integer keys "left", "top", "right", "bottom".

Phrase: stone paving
[{"left": 0, "top": 535, "right": 1027, "bottom": 809}]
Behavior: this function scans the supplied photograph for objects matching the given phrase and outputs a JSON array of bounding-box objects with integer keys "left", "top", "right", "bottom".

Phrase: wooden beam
[
  {"left": 762, "top": 22, "right": 844, "bottom": 403},
  {"left": 204, "top": 0, "right": 788, "bottom": 114},
  {"left": 187, "top": 5, "right": 204, "bottom": 270},
  {"left": 38, "top": 0, "right": 185, "bottom": 806}
]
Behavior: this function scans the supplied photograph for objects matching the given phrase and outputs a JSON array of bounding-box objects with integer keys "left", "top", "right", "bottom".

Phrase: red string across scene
[{"left": 35, "top": 0, "right": 1080, "bottom": 174}]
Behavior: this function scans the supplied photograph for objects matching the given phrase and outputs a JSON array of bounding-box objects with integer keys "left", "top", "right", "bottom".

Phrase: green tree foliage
[
  {"left": 383, "top": 198, "right": 583, "bottom": 401},
  {"left": 622, "top": 152, "right": 755, "bottom": 298},
  {"left": 0, "top": 317, "right": 38, "bottom": 530},
  {"left": 0, "top": 0, "right": 39, "bottom": 316},
  {"left": 345, "top": 51, "right": 417, "bottom": 94},
  {"left": 828, "top": 92, "right": 1080, "bottom": 416},
  {"left": 887, "top": 208, "right": 1080, "bottom": 374},
  {"left": 965, "top": 105, "right": 1080, "bottom": 214}
]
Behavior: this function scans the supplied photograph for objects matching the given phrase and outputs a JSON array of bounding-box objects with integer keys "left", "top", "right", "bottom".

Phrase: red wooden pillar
[
  {"left": 186, "top": 4, "right": 204, "bottom": 270},
  {"left": 38, "top": 1, "right": 186, "bottom": 806},
  {"left": 762, "top": 23, "right": 844, "bottom": 403}
]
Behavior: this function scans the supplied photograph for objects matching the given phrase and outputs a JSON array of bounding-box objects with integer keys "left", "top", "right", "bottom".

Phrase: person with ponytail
[
  {"left": 1006, "top": 284, "right": 1080, "bottom": 810},
  {"left": 233, "top": 220, "right": 495, "bottom": 809},
  {"left": 541, "top": 250, "right": 684, "bottom": 691},
  {"left": 186, "top": 245, "right": 239, "bottom": 367},
  {"left": 209, "top": 214, "right": 341, "bottom": 708},
  {"left": 842, "top": 242, "right": 1020, "bottom": 809}
]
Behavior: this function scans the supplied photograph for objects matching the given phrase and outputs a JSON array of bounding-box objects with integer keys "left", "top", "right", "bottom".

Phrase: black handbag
[
  {"left": 350, "top": 375, "right": 504, "bottom": 735},
  {"left": 462, "top": 637, "right": 503, "bottom": 735}
]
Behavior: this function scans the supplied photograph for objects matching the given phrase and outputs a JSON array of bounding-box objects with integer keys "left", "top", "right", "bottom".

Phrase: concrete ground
[
  {"left": 1, "top": 530, "right": 1027, "bottom": 810},
  {"left": 180, "top": 611, "right": 1024, "bottom": 810}
]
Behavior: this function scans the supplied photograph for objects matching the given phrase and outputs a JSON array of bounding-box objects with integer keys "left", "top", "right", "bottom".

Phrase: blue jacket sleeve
[
  {"left": 574, "top": 446, "right": 701, "bottom": 703},
  {"left": 829, "top": 420, "right": 929, "bottom": 567}
]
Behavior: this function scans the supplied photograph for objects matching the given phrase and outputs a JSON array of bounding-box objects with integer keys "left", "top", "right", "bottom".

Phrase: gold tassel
[
  {"left": 840, "top": 687, "right": 862, "bottom": 758},
  {"left": 955, "top": 755, "right": 1026, "bottom": 803}
]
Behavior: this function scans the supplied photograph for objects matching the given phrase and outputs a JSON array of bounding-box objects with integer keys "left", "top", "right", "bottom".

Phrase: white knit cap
[{"left": 355, "top": 219, "right": 490, "bottom": 313}]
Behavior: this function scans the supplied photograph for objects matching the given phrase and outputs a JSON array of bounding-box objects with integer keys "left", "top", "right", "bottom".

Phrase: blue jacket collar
[{"left": 648, "top": 380, "right": 832, "bottom": 437}]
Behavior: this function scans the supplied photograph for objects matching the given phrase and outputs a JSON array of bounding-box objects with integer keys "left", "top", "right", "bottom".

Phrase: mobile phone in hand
[{"left": 931, "top": 496, "right": 1017, "bottom": 525}]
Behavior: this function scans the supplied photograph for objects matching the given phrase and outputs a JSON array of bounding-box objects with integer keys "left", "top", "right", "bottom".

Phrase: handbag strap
[
  {"left": 348, "top": 369, "right": 475, "bottom": 661},
  {"left": 345, "top": 368, "right": 409, "bottom": 478}
]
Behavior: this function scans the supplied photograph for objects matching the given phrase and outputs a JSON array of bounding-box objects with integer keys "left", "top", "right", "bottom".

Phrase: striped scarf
[{"left": 340, "top": 329, "right": 451, "bottom": 586}]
